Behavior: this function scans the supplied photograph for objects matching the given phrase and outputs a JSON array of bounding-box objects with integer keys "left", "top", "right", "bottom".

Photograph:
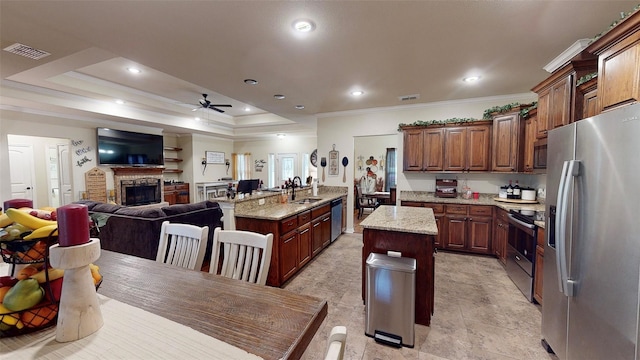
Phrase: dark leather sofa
[{"left": 76, "top": 200, "right": 223, "bottom": 262}]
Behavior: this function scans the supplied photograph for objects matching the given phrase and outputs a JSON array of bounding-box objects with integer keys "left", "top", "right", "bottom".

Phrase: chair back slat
[
  {"left": 210, "top": 227, "right": 273, "bottom": 285},
  {"left": 156, "top": 221, "right": 209, "bottom": 271}
]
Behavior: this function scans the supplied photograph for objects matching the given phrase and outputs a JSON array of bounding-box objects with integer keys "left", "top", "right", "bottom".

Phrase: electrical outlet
[{"left": 258, "top": 199, "right": 265, "bottom": 205}]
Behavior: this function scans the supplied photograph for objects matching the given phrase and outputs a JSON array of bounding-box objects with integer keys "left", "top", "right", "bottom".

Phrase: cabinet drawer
[
  {"left": 426, "top": 203, "right": 444, "bottom": 214},
  {"left": 401, "top": 201, "right": 425, "bottom": 207},
  {"left": 469, "top": 205, "right": 492, "bottom": 217},
  {"left": 311, "top": 204, "right": 330, "bottom": 219},
  {"left": 298, "top": 210, "right": 311, "bottom": 224},
  {"left": 280, "top": 215, "right": 298, "bottom": 234},
  {"left": 495, "top": 208, "right": 509, "bottom": 222},
  {"left": 445, "top": 204, "right": 467, "bottom": 215}
]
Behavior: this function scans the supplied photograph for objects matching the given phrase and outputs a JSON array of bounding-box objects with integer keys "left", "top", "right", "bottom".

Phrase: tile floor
[{"left": 284, "top": 232, "right": 559, "bottom": 360}]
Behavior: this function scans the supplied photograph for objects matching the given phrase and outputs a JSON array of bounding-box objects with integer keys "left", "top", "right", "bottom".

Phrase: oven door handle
[{"left": 507, "top": 214, "right": 536, "bottom": 230}]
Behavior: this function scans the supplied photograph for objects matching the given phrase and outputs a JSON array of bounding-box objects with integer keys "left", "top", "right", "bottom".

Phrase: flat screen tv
[{"left": 97, "top": 128, "right": 164, "bottom": 166}]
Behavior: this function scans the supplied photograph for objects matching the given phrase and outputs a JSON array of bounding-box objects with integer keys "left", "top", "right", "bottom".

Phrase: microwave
[{"left": 533, "top": 138, "right": 547, "bottom": 170}]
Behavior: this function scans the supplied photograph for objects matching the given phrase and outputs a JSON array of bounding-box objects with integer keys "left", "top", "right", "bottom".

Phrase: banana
[
  {"left": 0, "top": 304, "right": 24, "bottom": 328},
  {"left": 22, "top": 224, "right": 58, "bottom": 240},
  {"left": 30, "top": 268, "right": 64, "bottom": 283},
  {"left": 0, "top": 213, "right": 13, "bottom": 228},
  {"left": 5, "top": 208, "right": 56, "bottom": 230}
]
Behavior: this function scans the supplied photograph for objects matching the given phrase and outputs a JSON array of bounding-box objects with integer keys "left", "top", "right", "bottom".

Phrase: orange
[
  {"left": 20, "top": 303, "right": 57, "bottom": 328},
  {"left": 0, "top": 286, "right": 11, "bottom": 302}
]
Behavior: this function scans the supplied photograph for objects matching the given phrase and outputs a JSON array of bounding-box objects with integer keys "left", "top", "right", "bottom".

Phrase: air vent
[
  {"left": 3, "top": 43, "right": 51, "bottom": 60},
  {"left": 399, "top": 94, "right": 420, "bottom": 101}
]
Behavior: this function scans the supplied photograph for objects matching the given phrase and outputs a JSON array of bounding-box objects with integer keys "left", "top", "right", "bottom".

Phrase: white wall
[
  {"left": 317, "top": 93, "right": 541, "bottom": 232},
  {"left": 0, "top": 110, "right": 164, "bottom": 206},
  {"left": 234, "top": 136, "right": 317, "bottom": 187}
]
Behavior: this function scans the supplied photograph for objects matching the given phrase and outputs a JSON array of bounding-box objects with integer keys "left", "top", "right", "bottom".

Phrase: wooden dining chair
[
  {"left": 156, "top": 221, "right": 209, "bottom": 271},
  {"left": 324, "top": 326, "right": 347, "bottom": 360},
  {"left": 209, "top": 227, "right": 273, "bottom": 285},
  {"left": 356, "top": 184, "right": 379, "bottom": 219}
]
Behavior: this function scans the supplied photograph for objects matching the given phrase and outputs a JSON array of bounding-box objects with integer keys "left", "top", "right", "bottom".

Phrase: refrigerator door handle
[
  {"left": 557, "top": 160, "right": 580, "bottom": 297},
  {"left": 555, "top": 161, "right": 569, "bottom": 295}
]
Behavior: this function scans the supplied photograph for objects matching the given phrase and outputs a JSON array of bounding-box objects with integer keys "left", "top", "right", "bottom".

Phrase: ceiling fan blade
[
  {"left": 211, "top": 106, "right": 226, "bottom": 113},
  {"left": 211, "top": 104, "right": 232, "bottom": 107}
]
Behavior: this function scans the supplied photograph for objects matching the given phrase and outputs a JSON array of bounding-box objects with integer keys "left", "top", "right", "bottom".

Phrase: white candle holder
[{"left": 49, "top": 238, "right": 103, "bottom": 342}]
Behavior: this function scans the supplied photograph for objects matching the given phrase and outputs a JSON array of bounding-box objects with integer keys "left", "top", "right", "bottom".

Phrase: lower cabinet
[
  {"left": 493, "top": 208, "right": 509, "bottom": 265},
  {"left": 401, "top": 202, "right": 492, "bottom": 254},
  {"left": 234, "top": 203, "right": 332, "bottom": 287},
  {"left": 164, "top": 183, "right": 189, "bottom": 205},
  {"left": 534, "top": 227, "right": 546, "bottom": 305}
]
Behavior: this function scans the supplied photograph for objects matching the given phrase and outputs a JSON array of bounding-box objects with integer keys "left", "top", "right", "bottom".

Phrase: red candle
[{"left": 57, "top": 204, "right": 90, "bottom": 247}]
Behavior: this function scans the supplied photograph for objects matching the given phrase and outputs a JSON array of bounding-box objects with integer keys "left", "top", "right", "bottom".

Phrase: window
[
  {"left": 268, "top": 153, "right": 275, "bottom": 188},
  {"left": 232, "top": 153, "right": 252, "bottom": 180},
  {"left": 384, "top": 148, "right": 397, "bottom": 191}
]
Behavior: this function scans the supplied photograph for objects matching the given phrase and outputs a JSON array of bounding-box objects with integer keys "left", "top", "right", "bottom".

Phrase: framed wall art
[{"left": 328, "top": 144, "right": 339, "bottom": 176}]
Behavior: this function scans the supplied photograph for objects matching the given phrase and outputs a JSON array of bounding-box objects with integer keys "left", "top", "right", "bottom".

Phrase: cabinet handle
[
  {"left": 299, "top": 228, "right": 309, "bottom": 235},
  {"left": 469, "top": 217, "right": 473, "bottom": 221}
]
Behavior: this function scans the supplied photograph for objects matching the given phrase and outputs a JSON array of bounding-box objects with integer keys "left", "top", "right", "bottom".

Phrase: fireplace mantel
[{"left": 111, "top": 167, "right": 164, "bottom": 176}]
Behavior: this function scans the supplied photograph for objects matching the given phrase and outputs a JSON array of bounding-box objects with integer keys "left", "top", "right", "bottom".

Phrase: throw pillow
[
  {"left": 162, "top": 202, "right": 207, "bottom": 216},
  {"left": 92, "top": 203, "right": 124, "bottom": 213},
  {"left": 114, "top": 207, "right": 166, "bottom": 218}
]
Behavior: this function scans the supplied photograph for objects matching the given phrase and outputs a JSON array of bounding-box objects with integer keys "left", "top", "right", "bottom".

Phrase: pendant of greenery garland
[{"left": 397, "top": 117, "right": 478, "bottom": 131}]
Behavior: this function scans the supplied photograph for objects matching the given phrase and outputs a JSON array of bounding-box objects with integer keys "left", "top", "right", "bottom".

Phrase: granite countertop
[
  {"left": 399, "top": 191, "right": 547, "bottom": 229},
  {"left": 234, "top": 187, "right": 347, "bottom": 221},
  {"left": 359, "top": 205, "right": 438, "bottom": 235}
]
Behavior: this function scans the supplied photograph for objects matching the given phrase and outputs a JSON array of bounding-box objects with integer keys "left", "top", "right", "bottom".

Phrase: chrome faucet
[{"left": 292, "top": 176, "right": 302, "bottom": 201}]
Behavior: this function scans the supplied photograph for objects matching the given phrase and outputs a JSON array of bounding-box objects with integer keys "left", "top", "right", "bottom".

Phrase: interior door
[
  {"left": 8, "top": 144, "right": 36, "bottom": 204},
  {"left": 58, "top": 143, "right": 73, "bottom": 205}
]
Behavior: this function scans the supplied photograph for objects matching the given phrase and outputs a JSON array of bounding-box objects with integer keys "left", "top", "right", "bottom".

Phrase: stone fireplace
[{"left": 112, "top": 167, "right": 164, "bottom": 206}]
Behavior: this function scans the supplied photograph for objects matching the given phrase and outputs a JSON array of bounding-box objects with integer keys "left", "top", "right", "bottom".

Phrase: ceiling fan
[{"left": 193, "top": 93, "right": 232, "bottom": 113}]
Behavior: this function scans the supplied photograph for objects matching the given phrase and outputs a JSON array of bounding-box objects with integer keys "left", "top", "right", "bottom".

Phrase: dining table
[{"left": 2, "top": 250, "right": 328, "bottom": 360}]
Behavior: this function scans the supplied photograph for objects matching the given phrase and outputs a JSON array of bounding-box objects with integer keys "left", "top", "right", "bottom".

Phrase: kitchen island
[{"left": 360, "top": 205, "right": 438, "bottom": 326}]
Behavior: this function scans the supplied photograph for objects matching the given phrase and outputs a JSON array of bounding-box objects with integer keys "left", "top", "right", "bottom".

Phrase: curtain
[
  {"left": 384, "top": 148, "right": 396, "bottom": 192},
  {"left": 232, "top": 153, "right": 252, "bottom": 180}
]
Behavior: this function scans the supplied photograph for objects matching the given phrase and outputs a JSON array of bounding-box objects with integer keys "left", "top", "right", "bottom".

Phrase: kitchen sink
[{"left": 293, "top": 198, "right": 322, "bottom": 204}]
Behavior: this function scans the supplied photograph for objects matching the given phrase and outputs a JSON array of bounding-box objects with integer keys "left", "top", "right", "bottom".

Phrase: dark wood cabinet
[
  {"left": 298, "top": 222, "right": 312, "bottom": 268},
  {"left": 578, "top": 77, "right": 599, "bottom": 119},
  {"left": 402, "top": 202, "right": 492, "bottom": 254},
  {"left": 493, "top": 208, "right": 509, "bottom": 266},
  {"left": 586, "top": 10, "right": 640, "bottom": 113},
  {"left": 280, "top": 229, "right": 299, "bottom": 281},
  {"left": 235, "top": 202, "right": 333, "bottom": 287},
  {"left": 522, "top": 108, "right": 537, "bottom": 173},
  {"left": 531, "top": 54, "right": 597, "bottom": 138},
  {"left": 491, "top": 113, "right": 523, "bottom": 173},
  {"left": 164, "top": 183, "right": 189, "bottom": 205},
  {"left": 402, "top": 121, "right": 491, "bottom": 172}
]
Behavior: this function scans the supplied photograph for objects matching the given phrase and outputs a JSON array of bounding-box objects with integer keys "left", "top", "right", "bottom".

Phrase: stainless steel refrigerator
[{"left": 542, "top": 103, "right": 640, "bottom": 359}]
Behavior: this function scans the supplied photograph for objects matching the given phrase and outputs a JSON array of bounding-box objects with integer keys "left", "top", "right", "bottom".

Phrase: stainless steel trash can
[{"left": 365, "top": 252, "right": 416, "bottom": 348}]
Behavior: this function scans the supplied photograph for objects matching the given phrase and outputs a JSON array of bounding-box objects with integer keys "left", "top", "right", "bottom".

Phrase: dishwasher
[{"left": 330, "top": 198, "right": 342, "bottom": 242}]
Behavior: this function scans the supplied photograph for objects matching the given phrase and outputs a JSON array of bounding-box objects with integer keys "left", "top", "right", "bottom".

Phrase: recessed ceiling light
[
  {"left": 274, "top": 94, "right": 285, "bottom": 100},
  {"left": 115, "top": 99, "right": 125, "bottom": 105},
  {"left": 244, "top": 107, "right": 251, "bottom": 111},
  {"left": 351, "top": 90, "right": 364, "bottom": 96},
  {"left": 244, "top": 79, "right": 258, "bottom": 85},
  {"left": 292, "top": 19, "right": 315, "bottom": 32},
  {"left": 127, "top": 67, "right": 141, "bottom": 74},
  {"left": 277, "top": 133, "right": 286, "bottom": 139},
  {"left": 194, "top": 117, "right": 201, "bottom": 121},
  {"left": 295, "top": 105, "right": 305, "bottom": 110},
  {"left": 463, "top": 76, "right": 481, "bottom": 83}
]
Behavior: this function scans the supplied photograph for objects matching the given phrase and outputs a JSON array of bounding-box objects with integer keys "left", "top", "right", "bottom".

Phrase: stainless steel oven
[{"left": 506, "top": 209, "right": 539, "bottom": 302}]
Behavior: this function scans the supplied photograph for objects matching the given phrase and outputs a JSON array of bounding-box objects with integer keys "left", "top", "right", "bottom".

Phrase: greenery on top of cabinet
[
  {"left": 591, "top": 4, "right": 640, "bottom": 42},
  {"left": 576, "top": 72, "right": 598, "bottom": 87},
  {"left": 397, "top": 117, "right": 478, "bottom": 131},
  {"left": 519, "top": 102, "right": 538, "bottom": 119}
]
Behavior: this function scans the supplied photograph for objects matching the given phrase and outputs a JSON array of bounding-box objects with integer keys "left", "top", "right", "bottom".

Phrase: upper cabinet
[
  {"left": 586, "top": 9, "right": 640, "bottom": 113},
  {"left": 531, "top": 54, "right": 598, "bottom": 139},
  {"left": 491, "top": 112, "right": 523, "bottom": 173},
  {"left": 402, "top": 121, "right": 491, "bottom": 173}
]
